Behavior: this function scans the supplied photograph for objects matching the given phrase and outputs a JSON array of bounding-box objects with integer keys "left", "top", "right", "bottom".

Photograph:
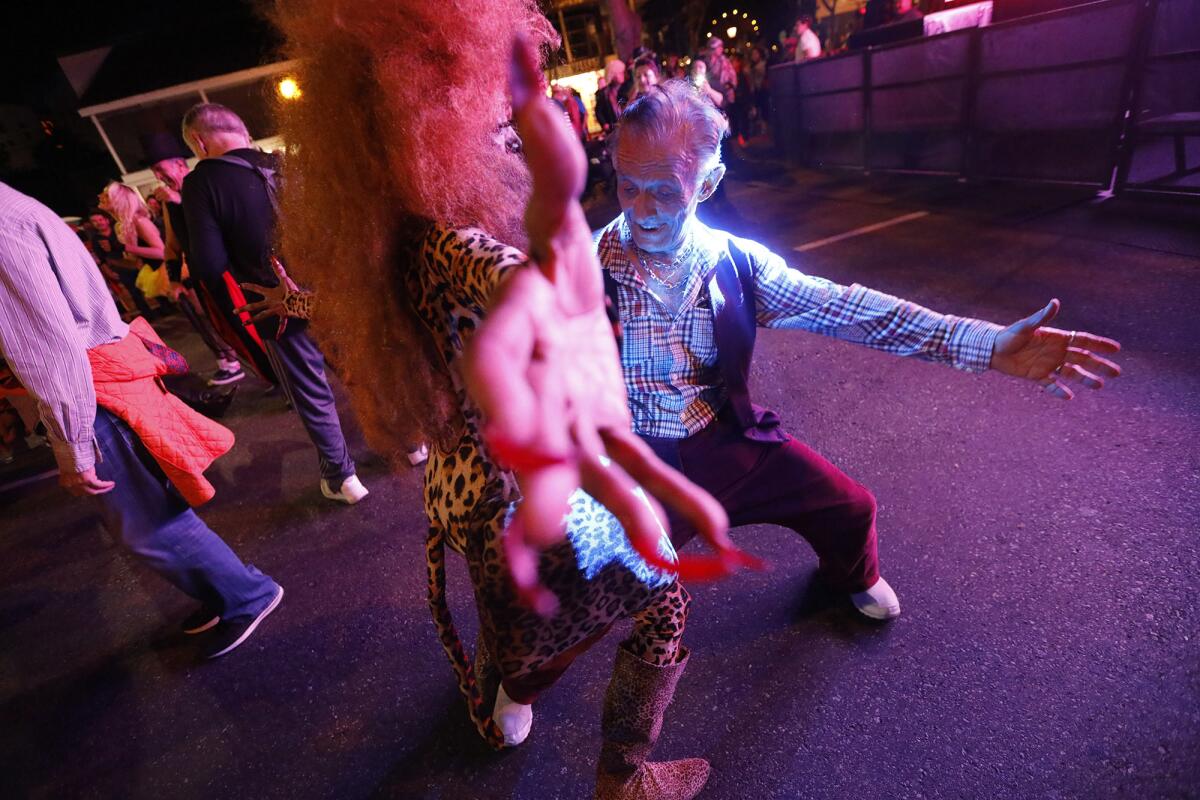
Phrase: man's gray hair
[
  {"left": 181, "top": 102, "right": 251, "bottom": 139},
  {"left": 613, "top": 79, "right": 729, "bottom": 179}
]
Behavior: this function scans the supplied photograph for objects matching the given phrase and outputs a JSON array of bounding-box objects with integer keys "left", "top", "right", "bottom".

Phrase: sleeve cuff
[
  {"left": 947, "top": 317, "right": 1003, "bottom": 373},
  {"left": 51, "top": 436, "right": 96, "bottom": 474}
]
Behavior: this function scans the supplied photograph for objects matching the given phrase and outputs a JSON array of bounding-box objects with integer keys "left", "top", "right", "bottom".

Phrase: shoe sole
[
  {"left": 182, "top": 615, "right": 220, "bottom": 635},
  {"left": 207, "top": 374, "right": 245, "bottom": 386},
  {"left": 853, "top": 603, "right": 901, "bottom": 621},
  {"left": 206, "top": 585, "right": 284, "bottom": 659}
]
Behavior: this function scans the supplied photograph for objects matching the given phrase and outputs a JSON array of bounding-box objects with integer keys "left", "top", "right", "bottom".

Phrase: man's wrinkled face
[
  {"left": 615, "top": 129, "right": 705, "bottom": 254},
  {"left": 151, "top": 158, "right": 189, "bottom": 192}
]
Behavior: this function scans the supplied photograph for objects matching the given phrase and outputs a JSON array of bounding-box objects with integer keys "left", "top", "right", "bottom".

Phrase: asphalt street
[{"left": 1, "top": 162, "right": 1197, "bottom": 800}]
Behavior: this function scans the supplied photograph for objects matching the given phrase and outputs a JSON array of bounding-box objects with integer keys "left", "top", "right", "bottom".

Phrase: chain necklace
[{"left": 634, "top": 236, "right": 696, "bottom": 291}]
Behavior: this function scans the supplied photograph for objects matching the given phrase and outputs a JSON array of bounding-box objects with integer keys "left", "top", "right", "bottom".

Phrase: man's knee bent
[{"left": 841, "top": 483, "right": 878, "bottom": 531}]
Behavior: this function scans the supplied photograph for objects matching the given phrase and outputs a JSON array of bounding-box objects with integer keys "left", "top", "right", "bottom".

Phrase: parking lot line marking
[{"left": 794, "top": 211, "right": 930, "bottom": 252}]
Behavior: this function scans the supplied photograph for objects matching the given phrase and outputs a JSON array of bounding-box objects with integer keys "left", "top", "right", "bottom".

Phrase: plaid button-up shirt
[{"left": 596, "top": 215, "right": 1001, "bottom": 439}]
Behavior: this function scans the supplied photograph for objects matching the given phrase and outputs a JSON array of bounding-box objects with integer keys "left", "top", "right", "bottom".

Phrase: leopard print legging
[{"left": 427, "top": 525, "right": 690, "bottom": 750}]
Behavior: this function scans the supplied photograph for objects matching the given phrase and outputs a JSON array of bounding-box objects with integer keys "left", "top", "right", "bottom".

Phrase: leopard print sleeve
[
  {"left": 422, "top": 225, "right": 529, "bottom": 313},
  {"left": 281, "top": 288, "right": 315, "bottom": 320}
]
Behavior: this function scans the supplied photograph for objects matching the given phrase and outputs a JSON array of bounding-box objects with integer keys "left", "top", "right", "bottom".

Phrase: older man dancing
[{"left": 594, "top": 81, "right": 1122, "bottom": 618}]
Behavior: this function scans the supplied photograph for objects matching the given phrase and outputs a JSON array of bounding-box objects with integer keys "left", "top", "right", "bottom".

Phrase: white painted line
[{"left": 794, "top": 210, "right": 930, "bottom": 253}]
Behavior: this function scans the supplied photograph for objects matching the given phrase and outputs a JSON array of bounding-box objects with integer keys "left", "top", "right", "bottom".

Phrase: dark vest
[{"left": 603, "top": 237, "right": 784, "bottom": 469}]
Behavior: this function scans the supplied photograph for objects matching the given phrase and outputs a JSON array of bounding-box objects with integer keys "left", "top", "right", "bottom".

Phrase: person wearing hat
[
  {"left": 702, "top": 37, "right": 738, "bottom": 109},
  {"left": 140, "top": 131, "right": 272, "bottom": 388}
]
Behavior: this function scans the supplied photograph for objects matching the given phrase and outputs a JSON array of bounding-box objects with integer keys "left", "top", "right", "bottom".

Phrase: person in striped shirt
[{"left": 594, "top": 80, "right": 1123, "bottom": 620}]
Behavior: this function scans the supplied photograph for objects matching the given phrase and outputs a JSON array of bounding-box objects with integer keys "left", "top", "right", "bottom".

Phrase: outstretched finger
[
  {"left": 1066, "top": 348, "right": 1121, "bottom": 378},
  {"left": 239, "top": 282, "right": 271, "bottom": 299},
  {"left": 1040, "top": 377, "right": 1075, "bottom": 400},
  {"left": 502, "top": 516, "right": 560, "bottom": 617},
  {"left": 508, "top": 34, "right": 541, "bottom": 113},
  {"left": 1069, "top": 331, "right": 1121, "bottom": 355},
  {"left": 599, "top": 427, "right": 763, "bottom": 576},
  {"left": 271, "top": 256, "right": 298, "bottom": 291},
  {"left": 234, "top": 299, "right": 265, "bottom": 315},
  {"left": 1058, "top": 362, "right": 1105, "bottom": 390},
  {"left": 577, "top": 451, "right": 688, "bottom": 577}
]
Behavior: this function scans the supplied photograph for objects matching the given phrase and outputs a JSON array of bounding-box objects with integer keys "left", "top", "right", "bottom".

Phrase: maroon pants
[{"left": 671, "top": 409, "right": 880, "bottom": 593}]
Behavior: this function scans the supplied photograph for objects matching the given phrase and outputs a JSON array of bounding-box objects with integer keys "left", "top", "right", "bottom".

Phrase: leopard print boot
[{"left": 594, "top": 644, "right": 710, "bottom": 800}]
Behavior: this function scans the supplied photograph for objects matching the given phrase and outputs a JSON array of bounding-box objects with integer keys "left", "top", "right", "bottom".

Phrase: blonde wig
[{"left": 102, "top": 182, "right": 148, "bottom": 243}]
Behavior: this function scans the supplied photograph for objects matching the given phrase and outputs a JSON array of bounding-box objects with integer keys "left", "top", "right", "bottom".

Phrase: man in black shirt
[{"left": 180, "top": 104, "right": 368, "bottom": 505}]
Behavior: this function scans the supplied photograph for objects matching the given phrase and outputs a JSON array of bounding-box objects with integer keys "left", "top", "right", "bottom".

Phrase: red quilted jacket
[{"left": 87, "top": 318, "right": 234, "bottom": 506}]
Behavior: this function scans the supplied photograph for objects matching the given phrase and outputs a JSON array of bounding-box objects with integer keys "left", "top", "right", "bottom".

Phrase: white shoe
[
  {"left": 407, "top": 444, "right": 429, "bottom": 467},
  {"left": 850, "top": 576, "right": 901, "bottom": 620},
  {"left": 494, "top": 684, "right": 533, "bottom": 746},
  {"left": 320, "top": 474, "right": 369, "bottom": 505}
]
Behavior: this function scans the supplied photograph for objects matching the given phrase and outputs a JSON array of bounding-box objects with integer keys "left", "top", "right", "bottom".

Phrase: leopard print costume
[
  {"left": 409, "top": 224, "right": 691, "bottom": 749},
  {"left": 282, "top": 288, "right": 314, "bottom": 320}
]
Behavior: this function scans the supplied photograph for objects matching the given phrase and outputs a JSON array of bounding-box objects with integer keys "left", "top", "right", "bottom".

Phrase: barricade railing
[{"left": 769, "top": 0, "right": 1194, "bottom": 195}]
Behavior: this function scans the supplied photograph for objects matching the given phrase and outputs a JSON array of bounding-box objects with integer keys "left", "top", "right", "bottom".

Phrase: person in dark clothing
[
  {"left": 180, "top": 103, "right": 368, "bottom": 505},
  {"left": 142, "top": 132, "right": 258, "bottom": 387},
  {"left": 594, "top": 59, "right": 627, "bottom": 134},
  {"left": 88, "top": 205, "right": 158, "bottom": 320}
]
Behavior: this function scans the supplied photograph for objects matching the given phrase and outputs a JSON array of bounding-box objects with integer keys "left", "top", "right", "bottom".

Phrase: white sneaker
[
  {"left": 407, "top": 444, "right": 429, "bottom": 466},
  {"left": 320, "top": 474, "right": 370, "bottom": 505},
  {"left": 494, "top": 684, "right": 533, "bottom": 746},
  {"left": 850, "top": 576, "right": 901, "bottom": 620}
]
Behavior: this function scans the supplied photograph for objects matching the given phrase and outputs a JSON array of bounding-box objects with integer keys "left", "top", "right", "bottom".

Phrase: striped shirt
[
  {"left": 0, "top": 182, "right": 128, "bottom": 473},
  {"left": 596, "top": 215, "right": 1001, "bottom": 439}
]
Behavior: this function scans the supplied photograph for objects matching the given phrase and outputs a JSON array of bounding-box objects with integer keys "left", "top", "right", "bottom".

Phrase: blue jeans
[
  {"left": 264, "top": 324, "right": 356, "bottom": 484},
  {"left": 91, "top": 407, "right": 277, "bottom": 618}
]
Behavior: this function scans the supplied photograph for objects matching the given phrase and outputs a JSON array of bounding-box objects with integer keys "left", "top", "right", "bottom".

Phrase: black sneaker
[
  {"left": 181, "top": 606, "right": 221, "bottom": 635},
  {"left": 208, "top": 367, "right": 245, "bottom": 386},
  {"left": 201, "top": 585, "right": 284, "bottom": 659}
]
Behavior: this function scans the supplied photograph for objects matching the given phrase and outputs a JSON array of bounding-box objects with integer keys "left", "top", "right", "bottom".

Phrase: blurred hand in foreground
[{"left": 463, "top": 36, "right": 761, "bottom": 615}]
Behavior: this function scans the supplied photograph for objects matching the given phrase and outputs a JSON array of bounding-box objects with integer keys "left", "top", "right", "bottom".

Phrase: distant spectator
[
  {"left": 745, "top": 46, "right": 770, "bottom": 134},
  {"left": 794, "top": 16, "right": 823, "bottom": 62},
  {"left": 703, "top": 37, "right": 738, "bottom": 108},
  {"left": 145, "top": 194, "right": 165, "bottom": 238},
  {"left": 893, "top": 0, "right": 925, "bottom": 23},
  {"left": 689, "top": 58, "right": 725, "bottom": 109},
  {"left": 630, "top": 56, "right": 660, "bottom": 102},
  {"left": 93, "top": 193, "right": 157, "bottom": 320},
  {"left": 551, "top": 83, "right": 586, "bottom": 141},
  {"left": 662, "top": 53, "right": 686, "bottom": 80},
  {"left": 594, "top": 59, "right": 627, "bottom": 133},
  {"left": 103, "top": 182, "right": 165, "bottom": 267},
  {"left": 569, "top": 87, "right": 587, "bottom": 134}
]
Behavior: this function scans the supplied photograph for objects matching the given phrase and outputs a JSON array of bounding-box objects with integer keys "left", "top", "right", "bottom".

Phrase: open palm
[
  {"left": 992, "top": 299, "right": 1122, "bottom": 399},
  {"left": 462, "top": 37, "right": 756, "bottom": 614}
]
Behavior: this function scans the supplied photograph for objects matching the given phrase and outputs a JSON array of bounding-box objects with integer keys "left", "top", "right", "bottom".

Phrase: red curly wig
[{"left": 271, "top": 0, "right": 557, "bottom": 462}]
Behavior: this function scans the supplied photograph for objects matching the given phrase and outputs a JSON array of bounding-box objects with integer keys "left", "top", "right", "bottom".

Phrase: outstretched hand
[
  {"left": 992, "top": 299, "right": 1122, "bottom": 399},
  {"left": 463, "top": 36, "right": 759, "bottom": 615}
]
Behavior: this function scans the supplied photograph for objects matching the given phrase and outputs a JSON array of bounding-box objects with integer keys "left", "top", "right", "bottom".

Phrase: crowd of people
[{"left": 0, "top": 1, "right": 1123, "bottom": 798}]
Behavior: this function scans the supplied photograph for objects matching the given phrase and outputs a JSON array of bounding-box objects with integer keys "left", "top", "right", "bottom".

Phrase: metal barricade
[{"left": 770, "top": 0, "right": 1189, "bottom": 195}]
